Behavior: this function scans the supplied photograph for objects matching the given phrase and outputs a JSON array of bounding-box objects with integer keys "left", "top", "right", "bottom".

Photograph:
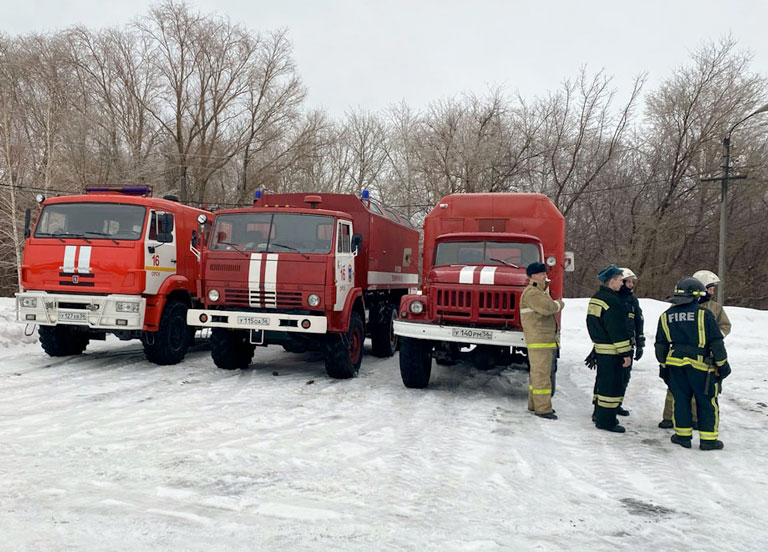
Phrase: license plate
[
  {"left": 452, "top": 328, "right": 493, "bottom": 341},
  {"left": 59, "top": 312, "right": 87, "bottom": 322},
  {"left": 237, "top": 316, "right": 270, "bottom": 327}
]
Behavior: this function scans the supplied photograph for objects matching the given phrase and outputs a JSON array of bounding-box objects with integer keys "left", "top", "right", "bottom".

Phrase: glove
[
  {"left": 584, "top": 349, "right": 597, "bottom": 370},
  {"left": 658, "top": 364, "right": 669, "bottom": 383},
  {"left": 717, "top": 362, "right": 731, "bottom": 381},
  {"left": 634, "top": 347, "right": 643, "bottom": 361}
]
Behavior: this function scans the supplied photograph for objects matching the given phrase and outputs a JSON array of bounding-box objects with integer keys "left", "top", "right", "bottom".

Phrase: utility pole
[{"left": 701, "top": 103, "right": 768, "bottom": 304}]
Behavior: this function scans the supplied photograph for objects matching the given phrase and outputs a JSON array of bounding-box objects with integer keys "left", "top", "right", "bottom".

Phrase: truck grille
[
  {"left": 432, "top": 286, "right": 517, "bottom": 326},
  {"left": 224, "top": 289, "right": 303, "bottom": 309}
]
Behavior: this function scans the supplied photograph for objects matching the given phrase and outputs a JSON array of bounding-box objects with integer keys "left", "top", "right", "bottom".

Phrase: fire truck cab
[
  {"left": 16, "top": 186, "right": 211, "bottom": 365},
  {"left": 187, "top": 191, "right": 420, "bottom": 378},
  {"left": 393, "top": 193, "right": 572, "bottom": 388}
]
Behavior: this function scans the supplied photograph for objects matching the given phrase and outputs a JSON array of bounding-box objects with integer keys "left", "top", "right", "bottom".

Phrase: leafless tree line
[{"left": 2, "top": 2, "right": 767, "bottom": 305}]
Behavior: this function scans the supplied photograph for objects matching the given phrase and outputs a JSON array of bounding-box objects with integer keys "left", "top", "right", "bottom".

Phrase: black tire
[
  {"left": 324, "top": 311, "right": 364, "bottom": 379},
  {"left": 142, "top": 301, "right": 190, "bottom": 365},
  {"left": 399, "top": 337, "right": 432, "bottom": 388},
  {"left": 371, "top": 303, "right": 398, "bottom": 358},
  {"left": 210, "top": 328, "right": 255, "bottom": 370},
  {"left": 39, "top": 325, "right": 89, "bottom": 356}
]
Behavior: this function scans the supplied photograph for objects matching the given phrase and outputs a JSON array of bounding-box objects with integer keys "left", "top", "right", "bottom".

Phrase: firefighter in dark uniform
[
  {"left": 655, "top": 277, "right": 731, "bottom": 450},
  {"left": 586, "top": 264, "right": 633, "bottom": 433},
  {"left": 617, "top": 268, "right": 645, "bottom": 416}
]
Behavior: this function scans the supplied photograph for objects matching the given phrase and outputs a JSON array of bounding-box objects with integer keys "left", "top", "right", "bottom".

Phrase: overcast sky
[{"left": 1, "top": 0, "right": 766, "bottom": 116}]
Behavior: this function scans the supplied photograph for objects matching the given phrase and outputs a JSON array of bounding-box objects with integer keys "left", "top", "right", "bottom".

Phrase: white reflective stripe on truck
[
  {"left": 77, "top": 246, "right": 92, "bottom": 273},
  {"left": 459, "top": 266, "right": 476, "bottom": 284},
  {"left": 264, "top": 253, "right": 278, "bottom": 307},
  {"left": 367, "top": 271, "right": 419, "bottom": 285},
  {"left": 479, "top": 266, "right": 496, "bottom": 285},
  {"left": 63, "top": 246, "right": 77, "bottom": 272},
  {"left": 248, "top": 253, "right": 262, "bottom": 307}
]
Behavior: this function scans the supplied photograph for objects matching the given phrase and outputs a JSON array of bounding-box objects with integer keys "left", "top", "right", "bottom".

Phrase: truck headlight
[
  {"left": 208, "top": 289, "right": 220, "bottom": 302},
  {"left": 20, "top": 297, "right": 37, "bottom": 308},
  {"left": 116, "top": 302, "right": 140, "bottom": 313},
  {"left": 307, "top": 294, "right": 320, "bottom": 307},
  {"left": 409, "top": 301, "right": 425, "bottom": 314}
]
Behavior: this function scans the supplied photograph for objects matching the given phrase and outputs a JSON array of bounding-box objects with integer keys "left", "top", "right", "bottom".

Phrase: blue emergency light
[
  {"left": 254, "top": 190, "right": 263, "bottom": 200},
  {"left": 361, "top": 190, "right": 370, "bottom": 200}
]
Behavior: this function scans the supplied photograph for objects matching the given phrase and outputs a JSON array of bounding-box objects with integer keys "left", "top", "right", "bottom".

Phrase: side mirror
[
  {"left": 24, "top": 209, "right": 31, "bottom": 239},
  {"left": 564, "top": 251, "right": 575, "bottom": 272},
  {"left": 157, "top": 213, "right": 174, "bottom": 243},
  {"left": 352, "top": 233, "right": 363, "bottom": 255},
  {"left": 191, "top": 229, "right": 197, "bottom": 248}
]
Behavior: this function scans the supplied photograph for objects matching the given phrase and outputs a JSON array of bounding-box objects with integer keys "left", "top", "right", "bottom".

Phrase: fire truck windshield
[
  {"left": 34, "top": 203, "right": 147, "bottom": 241},
  {"left": 210, "top": 213, "right": 334, "bottom": 254},
  {"left": 434, "top": 240, "right": 541, "bottom": 268}
]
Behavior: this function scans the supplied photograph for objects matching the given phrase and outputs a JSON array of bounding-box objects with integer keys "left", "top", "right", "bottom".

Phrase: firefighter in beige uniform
[
  {"left": 520, "top": 262, "right": 565, "bottom": 420},
  {"left": 659, "top": 269, "right": 732, "bottom": 428}
]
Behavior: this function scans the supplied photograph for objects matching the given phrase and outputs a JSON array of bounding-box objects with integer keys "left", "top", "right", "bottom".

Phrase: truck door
[
  {"left": 334, "top": 220, "right": 354, "bottom": 311},
  {"left": 144, "top": 210, "right": 177, "bottom": 294}
]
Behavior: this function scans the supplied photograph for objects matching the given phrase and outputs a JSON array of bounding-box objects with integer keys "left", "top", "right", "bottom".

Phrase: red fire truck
[
  {"left": 187, "top": 191, "right": 419, "bottom": 377},
  {"left": 16, "top": 186, "right": 211, "bottom": 364},
  {"left": 393, "top": 193, "right": 573, "bottom": 388}
]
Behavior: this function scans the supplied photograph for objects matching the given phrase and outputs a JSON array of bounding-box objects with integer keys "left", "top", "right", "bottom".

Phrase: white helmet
[
  {"left": 620, "top": 268, "right": 638, "bottom": 281},
  {"left": 692, "top": 269, "right": 720, "bottom": 288}
]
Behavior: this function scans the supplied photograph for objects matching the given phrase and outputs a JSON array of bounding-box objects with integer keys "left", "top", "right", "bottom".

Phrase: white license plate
[
  {"left": 59, "top": 312, "right": 87, "bottom": 322},
  {"left": 452, "top": 328, "right": 493, "bottom": 341},
  {"left": 237, "top": 316, "right": 270, "bottom": 327}
]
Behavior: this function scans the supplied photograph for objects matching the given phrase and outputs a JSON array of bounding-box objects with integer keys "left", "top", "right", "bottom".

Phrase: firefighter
[
  {"left": 520, "top": 262, "right": 564, "bottom": 420},
  {"left": 616, "top": 268, "right": 644, "bottom": 416},
  {"left": 655, "top": 277, "right": 731, "bottom": 450},
  {"left": 586, "top": 264, "right": 633, "bottom": 433},
  {"left": 658, "top": 269, "right": 732, "bottom": 428}
]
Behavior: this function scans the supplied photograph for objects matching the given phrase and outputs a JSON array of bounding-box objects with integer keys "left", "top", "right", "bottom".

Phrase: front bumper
[
  {"left": 393, "top": 319, "right": 525, "bottom": 347},
  {"left": 15, "top": 291, "right": 146, "bottom": 330},
  {"left": 187, "top": 308, "right": 328, "bottom": 334}
]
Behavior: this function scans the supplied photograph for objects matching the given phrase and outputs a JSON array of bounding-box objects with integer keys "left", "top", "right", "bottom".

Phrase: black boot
[
  {"left": 535, "top": 412, "right": 558, "bottom": 420},
  {"left": 596, "top": 424, "right": 625, "bottom": 433},
  {"left": 658, "top": 419, "right": 673, "bottom": 429},
  {"left": 616, "top": 406, "right": 630, "bottom": 416},
  {"left": 700, "top": 440, "right": 724, "bottom": 451},
  {"left": 671, "top": 434, "right": 692, "bottom": 449}
]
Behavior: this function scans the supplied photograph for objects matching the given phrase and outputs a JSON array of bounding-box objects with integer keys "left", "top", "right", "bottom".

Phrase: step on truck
[
  {"left": 393, "top": 193, "right": 573, "bottom": 388},
  {"left": 16, "top": 186, "right": 212, "bottom": 364},
  {"left": 187, "top": 191, "right": 420, "bottom": 377}
]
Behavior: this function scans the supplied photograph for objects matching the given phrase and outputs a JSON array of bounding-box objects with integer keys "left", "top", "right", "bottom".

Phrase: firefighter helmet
[
  {"left": 669, "top": 277, "right": 707, "bottom": 305},
  {"left": 620, "top": 268, "right": 638, "bottom": 281},
  {"left": 692, "top": 269, "right": 720, "bottom": 288}
]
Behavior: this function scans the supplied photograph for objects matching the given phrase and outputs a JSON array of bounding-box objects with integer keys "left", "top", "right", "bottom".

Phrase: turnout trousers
[
  {"left": 594, "top": 354, "right": 624, "bottom": 429},
  {"left": 527, "top": 348, "right": 555, "bottom": 414},
  {"left": 667, "top": 365, "right": 719, "bottom": 442},
  {"left": 662, "top": 389, "right": 698, "bottom": 424}
]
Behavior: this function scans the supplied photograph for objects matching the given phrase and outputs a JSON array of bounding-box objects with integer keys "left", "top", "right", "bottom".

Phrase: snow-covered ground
[{"left": 1, "top": 297, "right": 767, "bottom": 551}]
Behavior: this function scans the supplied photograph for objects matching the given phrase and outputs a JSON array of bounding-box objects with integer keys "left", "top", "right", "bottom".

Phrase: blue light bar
[
  {"left": 84, "top": 185, "right": 152, "bottom": 196},
  {"left": 361, "top": 190, "right": 370, "bottom": 200}
]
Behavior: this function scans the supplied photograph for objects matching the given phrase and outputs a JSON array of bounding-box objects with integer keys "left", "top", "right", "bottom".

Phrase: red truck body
[
  {"left": 394, "top": 193, "right": 568, "bottom": 387},
  {"left": 16, "top": 187, "right": 211, "bottom": 364},
  {"left": 187, "top": 192, "right": 419, "bottom": 377}
]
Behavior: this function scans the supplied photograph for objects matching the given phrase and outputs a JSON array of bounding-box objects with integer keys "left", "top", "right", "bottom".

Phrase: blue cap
[
  {"left": 597, "top": 264, "right": 623, "bottom": 283},
  {"left": 526, "top": 262, "right": 548, "bottom": 277}
]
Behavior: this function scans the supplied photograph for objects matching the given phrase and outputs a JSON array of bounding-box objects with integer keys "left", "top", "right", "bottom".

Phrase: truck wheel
[
  {"left": 371, "top": 303, "right": 398, "bottom": 358},
  {"left": 399, "top": 337, "right": 432, "bottom": 388},
  {"left": 324, "top": 311, "right": 364, "bottom": 379},
  {"left": 210, "top": 328, "right": 255, "bottom": 370},
  {"left": 39, "top": 325, "right": 89, "bottom": 356},
  {"left": 142, "top": 301, "right": 189, "bottom": 365}
]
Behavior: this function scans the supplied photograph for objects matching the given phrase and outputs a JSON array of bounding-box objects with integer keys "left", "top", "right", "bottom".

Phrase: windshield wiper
[
  {"left": 217, "top": 241, "right": 249, "bottom": 257},
  {"left": 51, "top": 231, "right": 91, "bottom": 243},
  {"left": 36, "top": 232, "right": 66, "bottom": 242},
  {"left": 488, "top": 257, "right": 519, "bottom": 268},
  {"left": 83, "top": 231, "right": 119, "bottom": 244},
  {"left": 270, "top": 242, "right": 310, "bottom": 259}
]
